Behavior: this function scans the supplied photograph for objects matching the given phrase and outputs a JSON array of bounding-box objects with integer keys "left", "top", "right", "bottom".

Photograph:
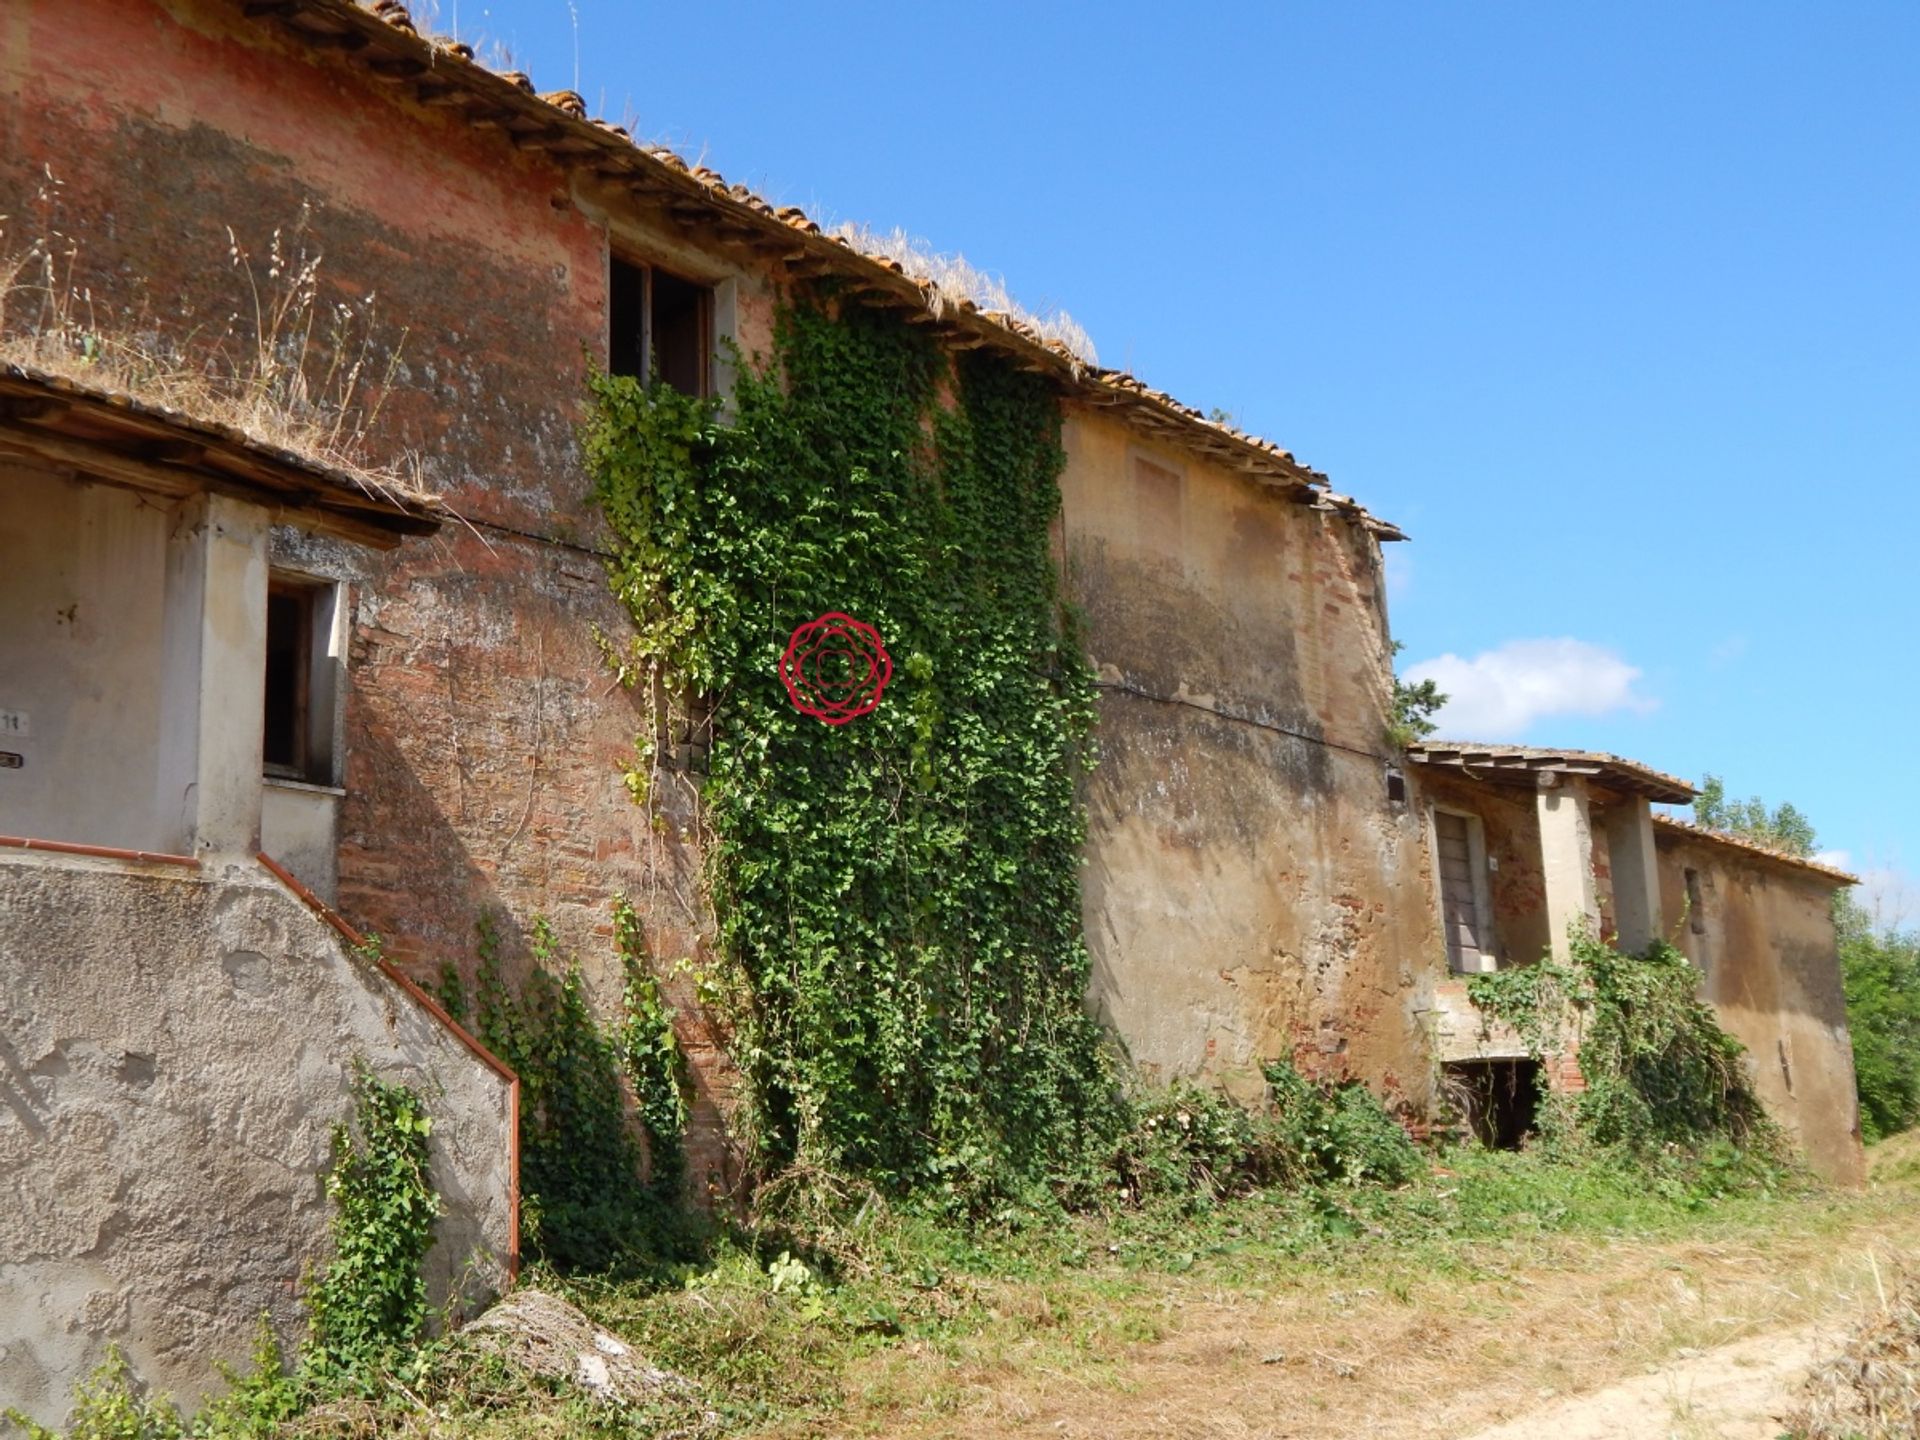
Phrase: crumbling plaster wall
[
  {"left": 0, "top": 0, "right": 777, "bottom": 1188},
  {"left": 1654, "top": 833, "right": 1865, "bottom": 1185},
  {"left": 0, "top": 850, "right": 514, "bottom": 1425},
  {"left": 1061, "top": 410, "right": 1443, "bottom": 1108}
]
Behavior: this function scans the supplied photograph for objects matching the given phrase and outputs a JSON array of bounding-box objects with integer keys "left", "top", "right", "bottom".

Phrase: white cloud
[
  {"left": 1405, "top": 637, "right": 1655, "bottom": 740},
  {"left": 1813, "top": 849, "right": 1917, "bottom": 931},
  {"left": 1859, "top": 868, "right": 1919, "bottom": 932}
]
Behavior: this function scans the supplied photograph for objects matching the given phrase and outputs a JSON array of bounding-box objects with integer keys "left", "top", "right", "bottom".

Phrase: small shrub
[
  {"left": 1468, "top": 932, "right": 1785, "bottom": 1171},
  {"left": 1106, "top": 1060, "right": 1420, "bottom": 1209},
  {"left": 3, "top": 1348, "right": 182, "bottom": 1440},
  {"left": 1263, "top": 1057, "right": 1423, "bottom": 1188},
  {"left": 1109, "top": 1083, "right": 1272, "bottom": 1206}
]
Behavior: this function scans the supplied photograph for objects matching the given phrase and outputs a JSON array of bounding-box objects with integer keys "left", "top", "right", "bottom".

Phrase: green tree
[
  {"left": 1835, "top": 896, "right": 1920, "bottom": 1142},
  {"left": 1693, "top": 774, "right": 1817, "bottom": 857},
  {"left": 1387, "top": 641, "right": 1446, "bottom": 748}
]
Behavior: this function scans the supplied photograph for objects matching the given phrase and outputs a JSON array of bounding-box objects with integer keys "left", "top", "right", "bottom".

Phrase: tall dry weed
[
  {"left": 1783, "top": 1261, "right": 1920, "bottom": 1439},
  {"left": 0, "top": 164, "right": 423, "bottom": 499}
]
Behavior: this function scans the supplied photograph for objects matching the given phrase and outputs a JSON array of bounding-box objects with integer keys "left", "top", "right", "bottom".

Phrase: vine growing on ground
[
  {"left": 1467, "top": 932, "right": 1780, "bottom": 1161},
  {"left": 586, "top": 294, "right": 1117, "bottom": 1209},
  {"left": 303, "top": 1066, "right": 440, "bottom": 1384}
]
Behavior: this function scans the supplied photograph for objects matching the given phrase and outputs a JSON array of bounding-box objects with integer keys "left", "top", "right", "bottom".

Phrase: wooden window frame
[
  {"left": 1429, "top": 804, "right": 1498, "bottom": 974},
  {"left": 608, "top": 253, "right": 713, "bottom": 398}
]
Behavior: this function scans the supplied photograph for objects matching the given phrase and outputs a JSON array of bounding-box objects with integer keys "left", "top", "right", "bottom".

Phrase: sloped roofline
[
  {"left": 1652, "top": 815, "right": 1859, "bottom": 886},
  {"left": 0, "top": 363, "right": 443, "bottom": 547},
  {"left": 230, "top": 0, "right": 1404, "bottom": 541},
  {"left": 1407, "top": 741, "right": 1696, "bottom": 805}
]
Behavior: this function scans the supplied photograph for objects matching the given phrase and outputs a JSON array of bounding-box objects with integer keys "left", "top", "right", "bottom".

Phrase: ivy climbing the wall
[
  {"left": 1468, "top": 932, "right": 1782, "bottom": 1167},
  {"left": 303, "top": 1065, "right": 440, "bottom": 1385},
  {"left": 459, "top": 912, "right": 691, "bottom": 1271},
  {"left": 586, "top": 294, "right": 1118, "bottom": 1210}
]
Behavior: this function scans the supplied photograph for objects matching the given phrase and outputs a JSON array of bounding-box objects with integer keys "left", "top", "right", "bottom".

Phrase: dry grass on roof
[
  {"left": 0, "top": 167, "right": 433, "bottom": 514},
  {"left": 829, "top": 222, "right": 1099, "bottom": 365}
]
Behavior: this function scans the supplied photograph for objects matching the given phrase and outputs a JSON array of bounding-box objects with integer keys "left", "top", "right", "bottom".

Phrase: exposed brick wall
[
  {"left": 3, "top": 0, "right": 1427, "bottom": 1191},
  {"left": 0, "top": 0, "right": 747, "bottom": 1187}
]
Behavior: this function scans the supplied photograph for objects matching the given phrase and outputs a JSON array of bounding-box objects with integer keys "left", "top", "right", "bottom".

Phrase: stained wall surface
[
  {"left": 1655, "top": 831, "right": 1865, "bottom": 1185},
  {"left": 1414, "top": 771, "right": 1554, "bottom": 970},
  {"left": 0, "top": 0, "right": 1439, "bottom": 1156},
  {"left": 0, "top": 0, "right": 765, "bottom": 1186},
  {"left": 1061, "top": 413, "right": 1442, "bottom": 1107},
  {"left": 0, "top": 466, "right": 176, "bottom": 851},
  {"left": 0, "top": 851, "right": 514, "bottom": 1426}
]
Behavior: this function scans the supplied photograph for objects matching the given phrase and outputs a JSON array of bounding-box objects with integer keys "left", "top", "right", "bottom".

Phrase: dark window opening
[
  {"left": 1685, "top": 867, "right": 1707, "bottom": 934},
  {"left": 1443, "top": 1058, "right": 1540, "bottom": 1150},
  {"left": 609, "top": 257, "right": 647, "bottom": 380},
  {"left": 650, "top": 671, "right": 714, "bottom": 775},
  {"left": 1386, "top": 766, "right": 1407, "bottom": 805},
  {"left": 652, "top": 269, "right": 708, "bottom": 396},
  {"left": 264, "top": 582, "right": 315, "bottom": 779},
  {"left": 608, "top": 256, "right": 710, "bottom": 396}
]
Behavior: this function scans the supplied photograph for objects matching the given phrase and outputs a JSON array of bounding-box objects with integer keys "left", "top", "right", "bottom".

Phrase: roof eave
[
  {"left": 0, "top": 364, "right": 443, "bottom": 548},
  {"left": 236, "top": 0, "right": 1409, "bottom": 536}
]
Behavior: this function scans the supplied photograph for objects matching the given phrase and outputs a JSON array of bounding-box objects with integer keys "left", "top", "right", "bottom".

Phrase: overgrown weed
[{"left": 0, "top": 164, "right": 423, "bottom": 503}]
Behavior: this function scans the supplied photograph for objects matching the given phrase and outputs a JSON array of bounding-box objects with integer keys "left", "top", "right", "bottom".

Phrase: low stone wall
[{"left": 0, "top": 850, "right": 515, "bottom": 1423}]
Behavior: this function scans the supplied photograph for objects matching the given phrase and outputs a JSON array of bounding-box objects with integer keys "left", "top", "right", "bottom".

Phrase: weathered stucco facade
[
  {"left": 1655, "top": 819, "right": 1865, "bottom": 1184},
  {"left": 0, "top": 0, "right": 1872, "bottom": 1418},
  {"left": 0, "top": 851, "right": 514, "bottom": 1421},
  {"left": 1409, "top": 746, "right": 1864, "bottom": 1182},
  {"left": 0, "top": 354, "right": 514, "bottom": 1421},
  {"left": 0, "top": 0, "right": 1433, "bottom": 1178},
  {"left": 1062, "top": 413, "right": 1439, "bottom": 1106}
]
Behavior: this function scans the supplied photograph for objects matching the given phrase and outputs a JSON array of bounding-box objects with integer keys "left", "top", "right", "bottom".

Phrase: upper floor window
[
  {"left": 264, "top": 572, "right": 342, "bottom": 786},
  {"left": 610, "top": 257, "right": 711, "bottom": 396}
]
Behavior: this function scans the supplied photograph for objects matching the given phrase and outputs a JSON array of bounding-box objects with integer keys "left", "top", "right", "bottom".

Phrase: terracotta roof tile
[
  {"left": 369, "top": 0, "right": 414, "bottom": 34},
  {"left": 243, "top": 0, "right": 1408, "bottom": 536},
  {"left": 1652, "top": 816, "right": 1858, "bottom": 885},
  {"left": 1409, "top": 742, "right": 1695, "bottom": 804}
]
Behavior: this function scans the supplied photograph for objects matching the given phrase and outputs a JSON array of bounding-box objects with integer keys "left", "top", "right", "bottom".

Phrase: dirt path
[
  {"left": 1461, "top": 1323, "right": 1821, "bottom": 1440},
  {"left": 792, "top": 1199, "right": 1913, "bottom": 1440}
]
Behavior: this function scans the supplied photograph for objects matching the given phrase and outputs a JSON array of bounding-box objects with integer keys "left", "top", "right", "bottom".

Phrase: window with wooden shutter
[{"left": 1435, "top": 809, "right": 1494, "bottom": 973}]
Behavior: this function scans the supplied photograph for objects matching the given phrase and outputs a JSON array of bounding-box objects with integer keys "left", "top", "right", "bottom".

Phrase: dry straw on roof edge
[
  {"left": 0, "top": 185, "right": 443, "bottom": 521},
  {"left": 828, "top": 223, "right": 1099, "bottom": 365}
]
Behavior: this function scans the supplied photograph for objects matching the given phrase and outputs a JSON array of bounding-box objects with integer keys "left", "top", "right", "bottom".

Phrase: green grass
[
  {"left": 508, "top": 1147, "right": 1824, "bottom": 1435},
  {"left": 17, "top": 1143, "right": 1904, "bottom": 1440}
]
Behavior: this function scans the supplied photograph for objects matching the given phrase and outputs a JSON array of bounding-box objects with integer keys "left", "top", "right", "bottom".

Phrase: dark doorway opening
[{"left": 1444, "top": 1058, "right": 1541, "bottom": 1150}]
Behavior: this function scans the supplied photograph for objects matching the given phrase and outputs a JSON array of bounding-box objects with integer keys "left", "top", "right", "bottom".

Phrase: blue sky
[{"left": 449, "top": 1, "right": 1919, "bottom": 920}]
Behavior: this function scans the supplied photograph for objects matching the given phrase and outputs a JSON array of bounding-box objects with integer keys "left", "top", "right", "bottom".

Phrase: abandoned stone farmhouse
[{"left": 0, "top": 0, "right": 1865, "bottom": 1418}]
